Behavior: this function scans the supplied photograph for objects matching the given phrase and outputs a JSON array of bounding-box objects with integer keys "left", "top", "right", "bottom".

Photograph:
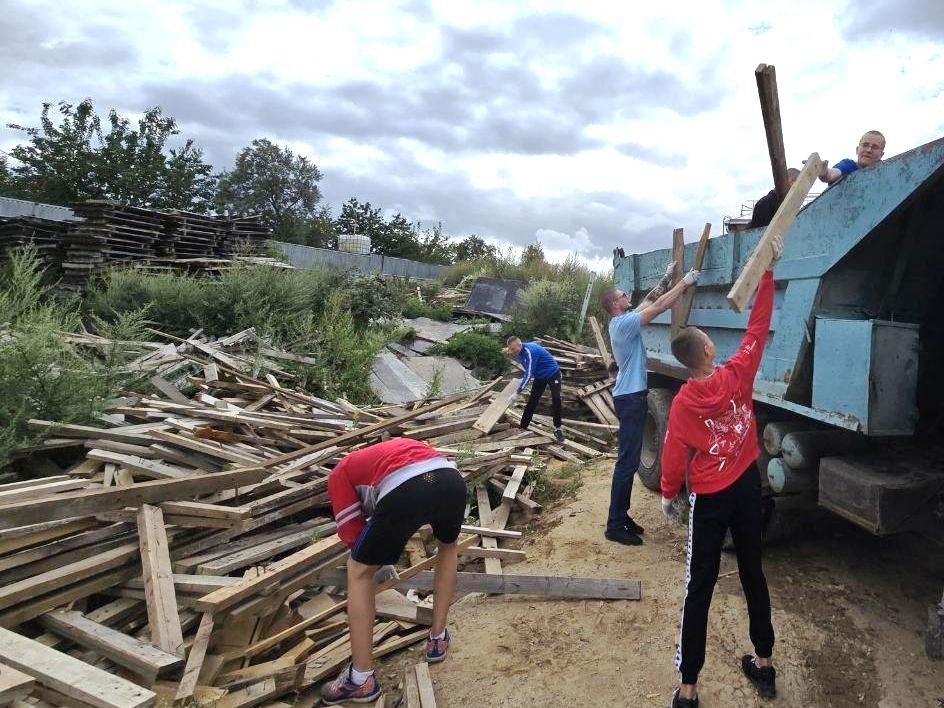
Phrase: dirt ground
[{"left": 380, "top": 458, "right": 944, "bottom": 708}]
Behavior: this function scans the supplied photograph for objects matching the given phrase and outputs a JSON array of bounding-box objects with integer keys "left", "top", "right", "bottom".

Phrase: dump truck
[{"left": 611, "top": 135, "right": 944, "bottom": 657}]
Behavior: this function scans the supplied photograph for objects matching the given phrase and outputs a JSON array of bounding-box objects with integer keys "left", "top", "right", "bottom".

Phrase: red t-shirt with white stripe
[{"left": 328, "top": 438, "right": 457, "bottom": 546}]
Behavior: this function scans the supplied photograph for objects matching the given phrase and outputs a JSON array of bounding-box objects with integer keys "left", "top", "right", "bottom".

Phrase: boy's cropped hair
[
  {"left": 671, "top": 327, "right": 702, "bottom": 369},
  {"left": 506, "top": 335, "right": 521, "bottom": 345}
]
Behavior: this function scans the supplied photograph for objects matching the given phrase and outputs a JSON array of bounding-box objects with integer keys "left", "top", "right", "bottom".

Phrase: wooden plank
[
  {"left": 0, "top": 479, "right": 90, "bottom": 504},
  {"left": 414, "top": 662, "right": 437, "bottom": 708},
  {"left": 159, "top": 501, "right": 251, "bottom": 521},
  {"left": 727, "top": 152, "right": 823, "bottom": 312},
  {"left": 460, "top": 547, "right": 525, "bottom": 562},
  {"left": 501, "top": 461, "right": 528, "bottom": 504},
  {"left": 670, "top": 227, "right": 686, "bottom": 338},
  {"left": 319, "top": 570, "right": 642, "bottom": 600},
  {"left": 472, "top": 379, "right": 520, "bottom": 435},
  {"left": 374, "top": 590, "right": 432, "bottom": 626},
  {"left": 137, "top": 505, "right": 184, "bottom": 657},
  {"left": 475, "top": 485, "right": 502, "bottom": 576},
  {"left": 587, "top": 316, "right": 612, "bottom": 370},
  {"left": 194, "top": 536, "right": 344, "bottom": 613},
  {"left": 38, "top": 610, "right": 184, "bottom": 682},
  {"left": 0, "top": 627, "right": 155, "bottom": 708},
  {"left": 459, "top": 525, "right": 522, "bottom": 539},
  {"left": 149, "top": 375, "right": 189, "bottom": 405},
  {"left": 0, "top": 664, "right": 35, "bottom": 705},
  {"left": 755, "top": 63, "right": 789, "bottom": 199},
  {"left": 403, "top": 664, "right": 421, "bottom": 708},
  {"left": 174, "top": 612, "right": 213, "bottom": 705},
  {"left": 0, "top": 468, "right": 269, "bottom": 529},
  {"left": 674, "top": 222, "right": 711, "bottom": 333},
  {"left": 86, "top": 450, "right": 195, "bottom": 480}
]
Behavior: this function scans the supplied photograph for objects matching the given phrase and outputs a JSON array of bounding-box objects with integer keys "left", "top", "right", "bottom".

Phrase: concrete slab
[{"left": 403, "top": 356, "right": 481, "bottom": 397}]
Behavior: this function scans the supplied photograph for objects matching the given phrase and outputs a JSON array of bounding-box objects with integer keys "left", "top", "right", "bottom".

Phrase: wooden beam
[
  {"left": 38, "top": 610, "right": 184, "bottom": 682},
  {"left": 174, "top": 612, "right": 214, "bottom": 705},
  {"left": 0, "top": 664, "right": 35, "bottom": 705},
  {"left": 137, "top": 505, "right": 184, "bottom": 657},
  {"left": 460, "top": 547, "right": 526, "bottom": 562},
  {"left": 0, "top": 627, "right": 156, "bottom": 708},
  {"left": 587, "top": 317, "right": 613, "bottom": 370},
  {"left": 755, "top": 63, "right": 789, "bottom": 199},
  {"left": 674, "top": 222, "right": 711, "bottom": 334},
  {"left": 414, "top": 662, "right": 437, "bottom": 708},
  {"left": 194, "top": 535, "right": 344, "bottom": 613},
  {"left": 0, "top": 468, "right": 269, "bottom": 529},
  {"left": 669, "top": 228, "right": 686, "bottom": 338},
  {"left": 472, "top": 378, "right": 521, "bottom": 435},
  {"left": 726, "top": 153, "right": 823, "bottom": 312},
  {"left": 317, "top": 570, "right": 641, "bottom": 600}
]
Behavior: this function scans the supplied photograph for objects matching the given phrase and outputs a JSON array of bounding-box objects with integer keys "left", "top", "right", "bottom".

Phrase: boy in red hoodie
[
  {"left": 321, "top": 438, "right": 466, "bottom": 705},
  {"left": 660, "top": 236, "right": 783, "bottom": 708}
]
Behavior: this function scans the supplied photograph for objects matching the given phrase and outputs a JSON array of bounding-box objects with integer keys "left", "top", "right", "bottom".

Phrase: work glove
[
  {"left": 681, "top": 268, "right": 700, "bottom": 287},
  {"left": 769, "top": 235, "right": 784, "bottom": 266},
  {"left": 374, "top": 564, "right": 400, "bottom": 584},
  {"left": 660, "top": 496, "right": 675, "bottom": 519},
  {"left": 663, "top": 259, "right": 678, "bottom": 280}
]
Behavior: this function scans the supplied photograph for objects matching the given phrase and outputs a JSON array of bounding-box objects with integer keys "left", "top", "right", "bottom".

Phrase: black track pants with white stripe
[{"left": 676, "top": 463, "right": 775, "bottom": 685}]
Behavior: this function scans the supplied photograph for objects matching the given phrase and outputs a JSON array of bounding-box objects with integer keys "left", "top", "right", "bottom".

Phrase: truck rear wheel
[{"left": 638, "top": 388, "right": 674, "bottom": 492}]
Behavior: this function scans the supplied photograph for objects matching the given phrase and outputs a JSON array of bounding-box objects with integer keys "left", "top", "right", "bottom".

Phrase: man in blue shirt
[
  {"left": 599, "top": 263, "right": 699, "bottom": 545},
  {"left": 506, "top": 337, "right": 564, "bottom": 442},
  {"left": 819, "top": 130, "right": 885, "bottom": 184}
]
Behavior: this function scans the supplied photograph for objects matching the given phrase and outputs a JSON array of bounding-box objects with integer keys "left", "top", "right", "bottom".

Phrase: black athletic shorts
[{"left": 351, "top": 467, "right": 466, "bottom": 566}]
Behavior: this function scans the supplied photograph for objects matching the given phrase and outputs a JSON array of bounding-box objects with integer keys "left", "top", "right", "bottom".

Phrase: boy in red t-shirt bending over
[
  {"left": 660, "top": 236, "right": 783, "bottom": 708},
  {"left": 322, "top": 438, "right": 466, "bottom": 705}
]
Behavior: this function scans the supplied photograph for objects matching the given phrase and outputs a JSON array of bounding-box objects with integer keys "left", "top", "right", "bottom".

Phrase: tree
[
  {"left": 521, "top": 242, "right": 546, "bottom": 266},
  {"left": 336, "top": 198, "right": 386, "bottom": 249},
  {"left": 415, "top": 222, "right": 455, "bottom": 265},
  {"left": 306, "top": 204, "right": 338, "bottom": 249},
  {"left": 0, "top": 157, "right": 20, "bottom": 198},
  {"left": 5, "top": 99, "right": 216, "bottom": 210},
  {"left": 215, "top": 138, "right": 322, "bottom": 241},
  {"left": 454, "top": 235, "right": 496, "bottom": 262}
]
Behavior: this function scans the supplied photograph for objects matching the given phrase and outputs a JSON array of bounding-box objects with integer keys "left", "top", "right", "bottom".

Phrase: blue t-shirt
[
  {"left": 833, "top": 158, "right": 858, "bottom": 177},
  {"left": 515, "top": 342, "right": 560, "bottom": 392},
  {"left": 609, "top": 311, "right": 648, "bottom": 396}
]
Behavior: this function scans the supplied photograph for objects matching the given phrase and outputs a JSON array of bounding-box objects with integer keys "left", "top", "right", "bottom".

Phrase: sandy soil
[{"left": 379, "top": 458, "right": 944, "bottom": 708}]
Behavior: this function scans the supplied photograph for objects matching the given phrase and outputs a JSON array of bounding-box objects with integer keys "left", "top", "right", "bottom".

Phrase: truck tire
[{"left": 637, "top": 388, "right": 674, "bottom": 492}]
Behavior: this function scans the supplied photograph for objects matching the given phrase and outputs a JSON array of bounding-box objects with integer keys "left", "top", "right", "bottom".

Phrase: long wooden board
[
  {"left": 137, "top": 505, "right": 184, "bottom": 657},
  {"left": 472, "top": 378, "right": 521, "bottom": 435},
  {"left": 674, "top": 222, "right": 711, "bottom": 335},
  {"left": 0, "top": 627, "right": 156, "bottom": 708},
  {"left": 38, "top": 610, "right": 184, "bottom": 682},
  {"left": 0, "top": 468, "right": 269, "bottom": 529},
  {"left": 727, "top": 152, "right": 823, "bottom": 311}
]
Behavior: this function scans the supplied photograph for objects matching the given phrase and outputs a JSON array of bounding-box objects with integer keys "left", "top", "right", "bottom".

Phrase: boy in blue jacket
[{"left": 506, "top": 337, "right": 564, "bottom": 442}]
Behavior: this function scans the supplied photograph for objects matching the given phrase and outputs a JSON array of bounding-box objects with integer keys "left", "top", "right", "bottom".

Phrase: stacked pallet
[
  {"left": 0, "top": 328, "right": 634, "bottom": 707},
  {"left": 0, "top": 216, "right": 67, "bottom": 277},
  {"left": 222, "top": 214, "right": 270, "bottom": 257}
]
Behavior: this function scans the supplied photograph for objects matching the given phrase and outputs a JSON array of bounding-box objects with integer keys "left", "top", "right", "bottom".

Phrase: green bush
[
  {"left": 0, "top": 249, "right": 127, "bottom": 472},
  {"left": 430, "top": 331, "right": 507, "bottom": 379},
  {"left": 400, "top": 298, "right": 453, "bottom": 321},
  {"left": 504, "top": 279, "right": 581, "bottom": 342}
]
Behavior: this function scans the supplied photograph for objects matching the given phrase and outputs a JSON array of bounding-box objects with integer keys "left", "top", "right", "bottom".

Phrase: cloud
[{"left": 841, "top": 0, "right": 944, "bottom": 39}]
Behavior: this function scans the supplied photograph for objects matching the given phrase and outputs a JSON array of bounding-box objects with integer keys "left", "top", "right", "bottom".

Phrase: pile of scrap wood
[{"left": 0, "top": 328, "right": 637, "bottom": 707}]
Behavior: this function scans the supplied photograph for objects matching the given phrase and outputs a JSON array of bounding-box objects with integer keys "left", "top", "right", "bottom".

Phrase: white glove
[
  {"left": 374, "top": 564, "right": 399, "bottom": 584},
  {"left": 681, "top": 269, "right": 700, "bottom": 287},
  {"left": 769, "top": 235, "right": 784, "bottom": 266},
  {"left": 660, "top": 496, "right": 675, "bottom": 519},
  {"left": 663, "top": 260, "right": 678, "bottom": 279}
]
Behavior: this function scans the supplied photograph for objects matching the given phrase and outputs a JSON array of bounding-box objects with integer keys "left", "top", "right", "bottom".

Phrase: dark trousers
[
  {"left": 520, "top": 371, "right": 562, "bottom": 429},
  {"left": 606, "top": 390, "right": 648, "bottom": 533},
  {"left": 676, "top": 463, "right": 775, "bottom": 685}
]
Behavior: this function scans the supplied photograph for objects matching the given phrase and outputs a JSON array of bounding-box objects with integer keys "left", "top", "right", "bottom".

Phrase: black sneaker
[
  {"left": 625, "top": 517, "right": 645, "bottom": 535},
  {"left": 604, "top": 527, "right": 643, "bottom": 546},
  {"left": 670, "top": 688, "right": 699, "bottom": 708},
  {"left": 741, "top": 655, "right": 776, "bottom": 699},
  {"left": 554, "top": 427, "right": 565, "bottom": 443}
]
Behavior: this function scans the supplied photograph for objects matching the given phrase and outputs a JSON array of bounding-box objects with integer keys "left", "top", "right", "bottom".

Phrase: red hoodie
[
  {"left": 661, "top": 270, "right": 774, "bottom": 499},
  {"left": 328, "top": 438, "right": 457, "bottom": 547}
]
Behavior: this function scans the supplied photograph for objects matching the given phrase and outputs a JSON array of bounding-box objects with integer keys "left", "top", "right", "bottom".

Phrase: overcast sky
[{"left": 2, "top": 0, "right": 943, "bottom": 270}]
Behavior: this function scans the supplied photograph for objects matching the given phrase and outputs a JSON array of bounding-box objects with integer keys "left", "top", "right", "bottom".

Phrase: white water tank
[{"left": 338, "top": 233, "right": 371, "bottom": 254}]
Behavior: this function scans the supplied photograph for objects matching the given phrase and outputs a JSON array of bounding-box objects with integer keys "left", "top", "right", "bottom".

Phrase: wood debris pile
[
  {"left": 0, "top": 200, "right": 272, "bottom": 291},
  {"left": 0, "top": 327, "right": 637, "bottom": 707}
]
